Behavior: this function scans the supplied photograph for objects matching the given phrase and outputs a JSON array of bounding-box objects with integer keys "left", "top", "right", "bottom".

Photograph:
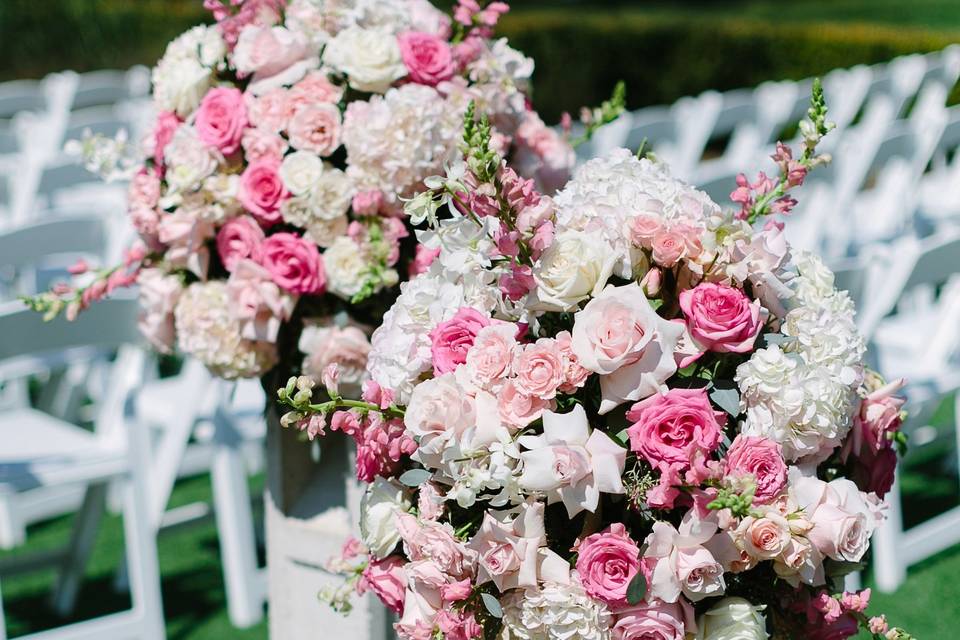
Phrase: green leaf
[
  {"left": 626, "top": 570, "right": 647, "bottom": 605},
  {"left": 709, "top": 381, "right": 741, "bottom": 417},
  {"left": 398, "top": 469, "right": 432, "bottom": 487},
  {"left": 614, "top": 428, "right": 631, "bottom": 447},
  {"left": 481, "top": 592, "right": 503, "bottom": 619}
]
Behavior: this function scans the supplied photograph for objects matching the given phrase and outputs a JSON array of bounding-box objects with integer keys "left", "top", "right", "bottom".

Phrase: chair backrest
[
  {"left": 0, "top": 215, "right": 108, "bottom": 271},
  {"left": 0, "top": 80, "right": 46, "bottom": 119},
  {"left": 624, "top": 114, "right": 676, "bottom": 154},
  {"left": 71, "top": 70, "right": 131, "bottom": 111},
  {"left": 36, "top": 161, "right": 100, "bottom": 197}
]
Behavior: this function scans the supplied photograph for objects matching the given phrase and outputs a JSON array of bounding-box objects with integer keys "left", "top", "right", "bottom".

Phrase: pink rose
[
  {"left": 724, "top": 435, "right": 787, "bottom": 504},
  {"left": 287, "top": 103, "right": 341, "bottom": 155},
  {"left": 301, "top": 325, "right": 371, "bottom": 393},
  {"left": 289, "top": 70, "right": 344, "bottom": 106},
  {"left": 498, "top": 380, "right": 551, "bottom": 428},
  {"left": 398, "top": 32, "right": 457, "bottom": 86},
  {"left": 435, "top": 609, "right": 482, "bottom": 640},
  {"left": 195, "top": 87, "right": 248, "bottom": 155},
  {"left": 129, "top": 169, "right": 160, "bottom": 211},
  {"left": 261, "top": 231, "right": 325, "bottom": 294},
  {"left": 152, "top": 110, "right": 180, "bottom": 167},
  {"left": 626, "top": 388, "right": 725, "bottom": 472},
  {"left": 137, "top": 268, "right": 183, "bottom": 354},
  {"left": 852, "top": 447, "right": 897, "bottom": 498},
  {"left": 217, "top": 215, "right": 265, "bottom": 271},
  {"left": 396, "top": 513, "right": 475, "bottom": 579},
  {"left": 679, "top": 283, "right": 765, "bottom": 354},
  {"left": 514, "top": 338, "right": 564, "bottom": 400},
  {"left": 352, "top": 190, "right": 384, "bottom": 216},
  {"left": 245, "top": 88, "right": 290, "bottom": 132},
  {"left": 417, "top": 482, "right": 446, "bottom": 522},
  {"left": 741, "top": 513, "right": 791, "bottom": 559},
  {"left": 612, "top": 598, "right": 694, "bottom": 640},
  {"left": 241, "top": 126, "right": 288, "bottom": 163},
  {"left": 239, "top": 158, "right": 288, "bottom": 225},
  {"left": 850, "top": 379, "right": 906, "bottom": 455},
  {"left": 555, "top": 330, "right": 590, "bottom": 393},
  {"left": 651, "top": 230, "right": 686, "bottom": 267},
  {"left": 465, "top": 323, "right": 518, "bottom": 388},
  {"left": 226, "top": 258, "right": 296, "bottom": 342},
  {"left": 570, "top": 283, "right": 683, "bottom": 414},
  {"left": 232, "top": 25, "right": 316, "bottom": 94},
  {"left": 629, "top": 214, "right": 663, "bottom": 249},
  {"left": 358, "top": 556, "right": 406, "bottom": 614},
  {"left": 575, "top": 522, "right": 641, "bottom": 607},
  {"left": 428, "top": 307, "right": 491, "bottom": 375}
]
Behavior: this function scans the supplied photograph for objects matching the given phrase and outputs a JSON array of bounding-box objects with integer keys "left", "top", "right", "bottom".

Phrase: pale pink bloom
[
  {"left": 232, "top": 25, "right": 317, "bottom": 94},
  {"left": 151, "top": 111, "right": 180, "bottom": 168},
  {"left": 288, "top": 70, "right": 344, "bottom": 106},
  {"left": 513, "top": 338, "right": 564, "bottom": 400},
  {"left": 301, "top": 324, "right": 370, "bottom": 394},
  {"left": 245, "top": 88, "right": 290, "bottom": 132},
  {"left": 554, "top": 330, "right": 590, "bottom": 392},
  {"left": 612, "top": 598, "right": 695, "bottom": 640},
  {"left": 358, "top": 556, "right": 406, "bottom": 614},
  {"left": 868, "top": 615, "right": 888, "bottom": 634},
  {"left": 651, "top": 229, "right": 687, "bottom": 267},
  {"left": 241, "top": 126, "right": 287, "bottom": 163},
  {"left": 464, "top": 323, "right": 518, "bottom": 389},
  {"left": 417, "top": 482, "right": 446, "bottom": 522},
  {"left": 570, "top": 283, "right": 683, "bottom": 413},
  {"left": 137, "top": 268, "right": 183, "bottom": 353},
  {"left": 629, "top": 214, "right": 663, "bottom": 249},
  {"left": 157, "top": 210, "right": 215, "bottom": 278},
  {"left": 847, "top": 378, "right": 906, "bottom": 457},
  {"left": 498, "top": 379, "right": 551, "bottom": 429},
  {"left": 216, "top": 215, "right": 265, "bottom": 272},
  {"left": 352, "top": 190, "right": 384, "bottom": 216},
  {"left": 467, "top": 500, "right": 569, "bottom": 591},
  {"left": 643, "top": 512, "right": 724, "bottom": 603},
  {"left": 789, "top": 473, "right": 883, "bottom": 563},
  {"left": 398, "top": 32, "right": 457, "bottom": 86},
  {"left": 518, "top": 404, "right": 625, "bottom": 517},
  {"left": 396, "top": 513, "right": 476, "bottom": 579},
  {"left": 226, "top": 258, "right": 296, "bottom": 342},
  {"left": 194, "top": 87, "right": 248, "bottom": 154},
  {"left": 261, "top": 231, "right": 325, "bottom": 294},
  {"left": 128, "top": 169, "right": 161, "bottom": 211},
  {"left": 287, "top": 103, "right": 341, "bottom": 155}
]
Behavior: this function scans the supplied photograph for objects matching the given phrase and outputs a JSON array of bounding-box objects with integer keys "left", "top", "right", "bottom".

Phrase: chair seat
[{"left": 0, "top": 407, "right": 127, "bottom": 491}]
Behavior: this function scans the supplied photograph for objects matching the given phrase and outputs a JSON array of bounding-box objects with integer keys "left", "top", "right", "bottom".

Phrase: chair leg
[
  {"left": 211, "top": 409, "right": 264, "bottom": 628},
  {"left": 0, "top": 495, "right": 25, "bottom": 551},
  {"left": 51, "top": 483, "right": 107, "bottom": 617},
  {"left": 0, "top": 577, "right": 8, "bottom": 640},
  {"left": 873, "top": 471, "right": 907, "bottom": 592}
]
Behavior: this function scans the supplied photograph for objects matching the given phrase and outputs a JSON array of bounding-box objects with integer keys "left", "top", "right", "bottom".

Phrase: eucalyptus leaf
[
  {"left": 626, "top": 570, "right": 647, "bottom": 605},
  {"left": 761, "top": 332, "right": 790, "bottom": 347},
  {"left": 709, "top": 382, "right": 741, "bottom": 417},
  {"left": 481, "top": 592, "right": 503, "bottom": 618},
  {"left": 398, "top": 468, "right": 432, "bottom": 487}
]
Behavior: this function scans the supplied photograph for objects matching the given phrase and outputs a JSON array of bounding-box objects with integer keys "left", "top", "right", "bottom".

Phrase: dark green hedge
[{"left": 2, "top": 3, "right": 957, "bottom": 120}]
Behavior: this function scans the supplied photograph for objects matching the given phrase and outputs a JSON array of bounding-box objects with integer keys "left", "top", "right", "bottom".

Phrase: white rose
[
  {"left": 323, "top": 26, "right": 407, "bottom": 93},
  {"left": 163, "top": 125, "right": 220, "bottom": 192},
  {"left": 310, "top": 167, "right": 354, "bottom": 220},
  {"left": 696, "top": 597, "right": 769, "bottom": 640},
  {"left": 404, "top": 373, "right": 476, "bottom": 467},
  {"left": 324, "top": 236, "right": 370, "bottom": 300},
  {"left": 359, "top": 477, "right": 411, "bottom": 559},
  {"left": 532, "top": 229, "right": 616, "bottom": 312},
  {"left": 152, "top": 55, "right": 213, "bottom": 117},
  {"left": 280, "top": 151, "right": 325, "bottom": 196}
]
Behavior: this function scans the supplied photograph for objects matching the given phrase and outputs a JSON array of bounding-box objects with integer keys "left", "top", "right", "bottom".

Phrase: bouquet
[
  {"left": 278, "top": 84, "right": 913, "bottom": 639},
  {"left": 26, "top": 0, "right": 578, "bottom": 382}
]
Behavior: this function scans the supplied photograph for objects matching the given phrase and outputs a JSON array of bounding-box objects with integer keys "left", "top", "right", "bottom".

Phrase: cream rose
[
  {"left": 323, "top": 27, "right": 407, "bottom": 93},
  {"left": 279, "top": 150, "right": 324, "bottom": 197},
  {"left": 360, "top": 477, "right": 412, "bottom": 559},
  {"left": 532, "top": 229, "right": 616, "bottom": 312},
  {"left": 696, "top": 597, "right": 769, "bottom": 640},
  {"left": 323, "top": 236, "right": 370, "bottom": 300}
]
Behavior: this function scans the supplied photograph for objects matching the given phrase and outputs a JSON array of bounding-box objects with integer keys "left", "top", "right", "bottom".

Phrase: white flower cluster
[
  {"left": 279, "top": 155, "right": 354, "bottom": 247},
  {"left": 151, "top": 25, "right": 225, "bottom": 117},
  {"left": 342, "top": 84, "right": 463, "bottom": 207},
  {"left": 173, "top": 281, "right": 278, "bottom": 380},
  {"left": 500, "top": 577, "right": 613, "bottom": 640},
  {"left": 736, "top": 253, "right": 864, "bottom": 462},
  {"left": 552, "top": 149, "right": 719, "bottom": 277}
]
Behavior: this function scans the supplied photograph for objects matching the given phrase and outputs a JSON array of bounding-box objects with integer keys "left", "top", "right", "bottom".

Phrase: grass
[{"left": 0, "top": 473, "right": 268, "bottom": 639}]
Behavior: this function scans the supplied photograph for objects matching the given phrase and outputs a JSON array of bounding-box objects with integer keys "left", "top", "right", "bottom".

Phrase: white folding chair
[{"left": 0, "top": 298, "right": 164, "bottom": 639}]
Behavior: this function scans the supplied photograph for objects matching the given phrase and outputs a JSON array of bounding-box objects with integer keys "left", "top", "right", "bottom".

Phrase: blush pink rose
[
  {"left": 629, "top": 214, "right": 663, "bottom": 249},
  {"left": 852, "top": 379, "right": 906, "bottom": 454},
  {"left": 217, "top": 215, "right": 266, "bottom": 271},
  {"left": 514, "top": 339, "right": 564, "bottom": 400},
  {"left": 241, "top": 126, "right": 288, "bottom": 163},
  {"left": 288, "top": 71, "right": 344, "bottom": 107},
  {"left": 129, "top": 169, "right": 160, "bottom": 211},
  {"left": 152, "top": 111, "right": 180, "bottom": 168},
  {"left": 465, "top": 323, "right": 518, "bottom": 387},
  {"left": 358, "top": 556, "right": 406, "bottom": 614},
  {"left": 352, "top": 190, "right": 384, "bottom": 216},
  {"left": 679, "top": 283, "right": 765, "bottom": 354},
  {"left": 233, "top": 25, "right": 315, "bottom": 94},
  {"left": 574, "top": 523, "right": 641, "bottom": 607},
  {"left": 612, "top": 598, "right": 694, "bottom": 640},
  {"left": 626, "top": 388, "right": 725, "bottom": 472},
  {"left": 724, "top": 435, "right": 787, "bottom": 504},
  {"left": 396, "top": 513, "right": 475, "bottom": 579},
  {"left": 398, "top": 32, "right": 457, "bottom": 86},
  {"left": 651, "top": 229, "right": 687, "bottom": 267},
  {"left": 428, "top": 307, "right": 491, "bottom": 375},
  {"left": 287, "top": 103, "right": 341, "bottom": 155},
  {"left": 261, "top": 231, "right": 325, "bottom": 294},
  {"left": 195, "top": 87, "right": 248, "bottom": 155},
  {"left": 245, "top": 88, "right": 290, "bottom": 132},
  {"left": 498, "top": 379, "right": 551, "bottom": 428},
  {"left": 555, "top": 330, "right": 590, "bottom": 393},
  {"left": 239, "top": 158, "right": 288, "bottom": 225}
]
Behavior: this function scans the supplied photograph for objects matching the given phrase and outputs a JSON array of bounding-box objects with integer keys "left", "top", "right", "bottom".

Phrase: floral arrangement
[
  {"left": 26, "top": 0, "right": 579, "bottom": 381},
  {"left": 277, "top": 85, "right": 913, "bottom": 639}
]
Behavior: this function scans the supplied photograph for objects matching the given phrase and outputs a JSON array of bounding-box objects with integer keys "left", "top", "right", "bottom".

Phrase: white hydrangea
[
  {"left": 174, "top": 282, "right": 277, "bottom": 380},
  {"left": 324, "top": 236, "right": 370, "bottom": 300},
  {"left": 152, "top": 25, "right": 225, "bottom": 117},
  {"left": 500, "top": 577, "right": 613, "bottom": 640},
  {"left": 552, "top": 150, "right": 719, "bottom": 277},
  {"left": 342, "top": 84, "right": 462, "bottom": 207}
]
